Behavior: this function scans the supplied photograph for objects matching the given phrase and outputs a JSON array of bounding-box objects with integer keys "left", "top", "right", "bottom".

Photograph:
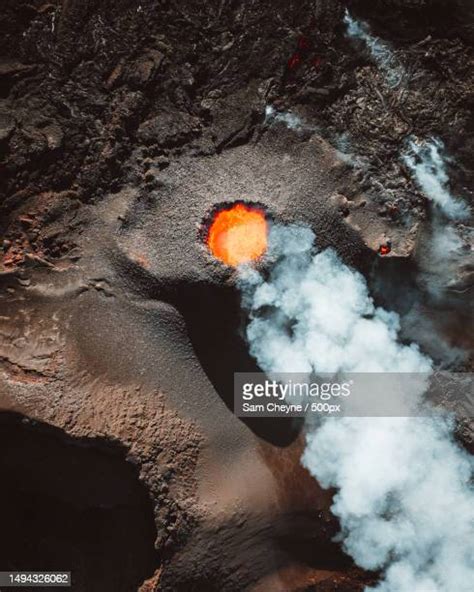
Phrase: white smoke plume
[
  {"left": 264, "top": 105, "right": 313, "bottom": 132},
  {"left": 344, "top": 9, "right": 404, "bottom": 88},
  {"left": 403, "top": 137, "right": 470, "bottom": 220},
  {"left": 239, "top": 225, "right": 474, "bottom": 592},
  {"left": 240, "top": 225, "right": 431, "bottom": 375}
]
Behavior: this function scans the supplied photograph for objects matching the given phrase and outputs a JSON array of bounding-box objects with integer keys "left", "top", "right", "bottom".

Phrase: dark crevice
[
  {"left": 0, "top": 412, "right": 160, "bottom": 592},
  {"left": 166, "top": 280, "right": 303, "bottom": 447}
]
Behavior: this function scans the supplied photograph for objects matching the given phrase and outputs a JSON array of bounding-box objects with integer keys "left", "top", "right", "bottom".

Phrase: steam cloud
[
  {"left": 403, "top": 138, "right": 470, "bottom": 220},
  {"left": 344, "top": 10, "right": 404, "bottom": 88},
  {"left": 239, "top": 225, "right": 474, "bottom": 592}
]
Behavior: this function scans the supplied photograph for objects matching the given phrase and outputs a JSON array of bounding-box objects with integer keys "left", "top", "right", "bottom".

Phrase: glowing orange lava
[
  {"left": 379, "top": 244, "right": 391, "bottom": 256},
  {"left": 207, "top": 203, "right": 268, "bottom": 267}
]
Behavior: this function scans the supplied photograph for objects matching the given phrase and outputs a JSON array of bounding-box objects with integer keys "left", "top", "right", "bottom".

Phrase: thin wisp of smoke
[
  {"left": 403, "top": 138, "right": 470, "bottom": 221},
  {"left": 239, "top": 225, "right": 474, "bottom": 592},
  {"left": 264, "top": 105, "right": 313, "bottom": 132},
  {"left": 417, "top": 219, "right": 472, "bottom": 301},
  {"left": 344, "top": 10, "right": 404, "bottom": 88}
]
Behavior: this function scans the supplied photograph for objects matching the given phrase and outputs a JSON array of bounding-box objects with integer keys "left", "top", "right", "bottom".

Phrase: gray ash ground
[{"left": 0, "top": 1, "right": 473, "bottom": 591}]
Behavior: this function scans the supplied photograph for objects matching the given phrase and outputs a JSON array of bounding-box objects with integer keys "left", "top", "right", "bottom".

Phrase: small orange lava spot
[
  {"left": 207, "top": 203, "right": 268, "bottom": 267},
  {"left": 133, "top": 253, "right": 150, "bottom": 269},
  {"left": 287, "top": 52, "right": 302, "bottom": 70},
  {"left": 297, "top": 36, "right": 311, "bottom": 51},
  {"left": 379, "top": 244, "right": 391, "bottom": 256}
]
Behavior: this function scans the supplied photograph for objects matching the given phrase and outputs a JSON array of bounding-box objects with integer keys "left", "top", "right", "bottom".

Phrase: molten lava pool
[{"left": 207, "top": 203, "right": 268, "bottom": 267}]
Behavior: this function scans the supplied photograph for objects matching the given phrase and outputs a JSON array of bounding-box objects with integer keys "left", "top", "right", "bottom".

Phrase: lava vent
[{"left": 206, "top": 203, "right": 268, "bottom": 267}]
